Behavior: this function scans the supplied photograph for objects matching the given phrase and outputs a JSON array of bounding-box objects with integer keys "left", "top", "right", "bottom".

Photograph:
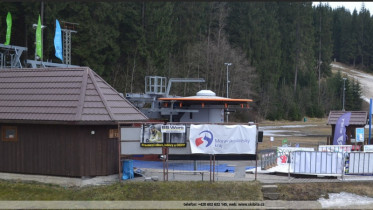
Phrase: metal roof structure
[
  {"left": 327, "top": 111, "right": 368, "bottom": 125},
  {"left": 0, "top": 67, "right": 147, "bottom": 124}
]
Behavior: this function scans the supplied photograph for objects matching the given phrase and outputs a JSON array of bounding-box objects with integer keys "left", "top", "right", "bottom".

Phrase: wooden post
[{"left": 117, "top": 123, "right": 122, "bottom": 181}]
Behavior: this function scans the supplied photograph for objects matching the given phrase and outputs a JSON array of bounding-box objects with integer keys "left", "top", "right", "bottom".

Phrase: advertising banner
[
  {"left": 356, "top": 128, "right": 365, "bottom": 142},
  {"left": 364, "top": 145, "right": 373, "bottom": 152},
  {"left": 189, "top": 124, "right": 257, "bottom": 154},
  {"left": 318, "top": 145, "right": 352, "bottom": 153},
  {"left": 4, "top": 12, "right": 11, "bottom": 45},
  {"left": 140, "top": 124, "right": 186, "bottom": 147},
  {"left": 36, "top": 15, "right": 43, "bottom": 60},
  {"left": 333, "top": 112, "right": 351, "bottom": 145},
  {"left": 54, "top": 19, "right": 63, "bottom": 61}
]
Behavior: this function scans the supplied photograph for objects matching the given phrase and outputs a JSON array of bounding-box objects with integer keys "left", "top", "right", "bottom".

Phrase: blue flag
[
  {"left": 333, "top": 112, "right": 351, "bottom": 145},
  {"left": 54, "top": 19, "right": 63, "bottom": 61}
]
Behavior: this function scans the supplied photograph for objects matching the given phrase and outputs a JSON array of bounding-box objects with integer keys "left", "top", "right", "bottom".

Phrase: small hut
[
  {"left": 327, "top": 111, "right": 368, "bottom": 145},
  {"left": 0, "top": 67, "right": 147, "bottom": 177}
]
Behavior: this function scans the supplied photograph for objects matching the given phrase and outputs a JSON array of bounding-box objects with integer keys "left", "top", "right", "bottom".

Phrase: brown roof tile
[
  {"left": 327, "top": 111, "right": 368, "bottom": 125},
  {"left": 0, "top": 67, "right": 148, "bottom": 123}
]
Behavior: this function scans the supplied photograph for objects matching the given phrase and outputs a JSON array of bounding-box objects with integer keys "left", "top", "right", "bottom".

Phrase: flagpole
[{"left": 369, "top": 99, "right": 372, "bottom": 144}]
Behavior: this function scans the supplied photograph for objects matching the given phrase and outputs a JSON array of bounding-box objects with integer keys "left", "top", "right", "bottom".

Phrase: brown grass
[{"left": 258, "top": 118, "right": 330, "bottom": 151}]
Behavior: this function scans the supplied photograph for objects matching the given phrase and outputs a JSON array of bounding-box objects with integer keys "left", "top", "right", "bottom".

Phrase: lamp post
[
  {"left": 224, "top": 63, "right": 232, "bottom": 122},
  {"left": 342, "top": 77, "right": 347, "bottom": 111},
  {"left": 224, "top": 63, "right": 232, "bottom": 98}
]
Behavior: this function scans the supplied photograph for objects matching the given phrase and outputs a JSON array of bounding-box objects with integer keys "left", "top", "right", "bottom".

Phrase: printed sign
[
  {"left": 189, "top": 124, "right": 257, "bottom": 154},
  {"left": 318, "top": 145, "right": 352, "bottom": 153},
  {"left": 356, "top": 128, "right": 365, "bottom": 142},
  {"left": 161, "top": 125, "right": 185, "bottom": 133},
  {"left": 364, "top": 145, "right": 373, "bottom": 152},
  {"left": 141, "top": 124, "right": 186, "bottom": 147}
]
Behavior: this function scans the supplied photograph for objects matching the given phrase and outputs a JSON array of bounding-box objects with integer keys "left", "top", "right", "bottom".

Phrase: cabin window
[{"left": 2, "top": 126, "right": 18, "bottom": 142}]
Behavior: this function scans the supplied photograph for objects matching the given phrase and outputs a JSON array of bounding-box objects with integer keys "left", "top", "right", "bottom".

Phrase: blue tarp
[{"left": 133, "top": 160, "right": 236, "bottom": 173}]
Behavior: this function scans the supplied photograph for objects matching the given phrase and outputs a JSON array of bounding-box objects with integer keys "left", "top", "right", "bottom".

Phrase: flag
[
  {"left": 4, "top": 12, "right": 12, "bottom": 45},
  {"left": 54, "top": 19, "right": 63, "bottom": 61},
  {"left": 36, "top": 15, "right": 42, "bottom": 60},
  {"left": 333, "top": 112, "right": 351, "bottom": 145}
]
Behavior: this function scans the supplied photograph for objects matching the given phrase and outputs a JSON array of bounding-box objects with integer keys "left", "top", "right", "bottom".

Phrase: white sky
[{"left": 312, "top": 2, "right": 373, "bottom": 14}]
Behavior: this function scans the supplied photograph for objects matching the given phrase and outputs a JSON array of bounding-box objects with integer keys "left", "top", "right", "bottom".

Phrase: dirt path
[{"left": 331, "top": 62, "right": 373, "bottom": 103}]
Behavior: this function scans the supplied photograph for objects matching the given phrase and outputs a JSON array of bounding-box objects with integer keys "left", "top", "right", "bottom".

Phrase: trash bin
[
  {"left": 122, "top": 159, "right": 134, "bottom": 180},
  {"left": 304, "top": 117, "right": 307, "bottom": 122}
]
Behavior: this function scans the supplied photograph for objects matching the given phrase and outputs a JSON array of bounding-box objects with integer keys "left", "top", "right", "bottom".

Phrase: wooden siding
[{"left": 0, "top": 124, "right": 118, "bottom": 177}]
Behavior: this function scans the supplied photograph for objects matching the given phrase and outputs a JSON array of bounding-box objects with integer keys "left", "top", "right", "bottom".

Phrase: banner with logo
[
  {"left": 189, "top": 124, "right": 257, "bottom": 154},
  {"left": 141, "top": 124, "right": 186, "bottom": 147},
  {"left": 333, "top": 112, "right": 351, "bottom": 145}
]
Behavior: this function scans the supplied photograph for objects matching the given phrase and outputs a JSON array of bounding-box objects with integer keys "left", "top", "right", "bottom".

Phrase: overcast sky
[{"left": 312, "top": 2, "right": 373, "bottom": 14}]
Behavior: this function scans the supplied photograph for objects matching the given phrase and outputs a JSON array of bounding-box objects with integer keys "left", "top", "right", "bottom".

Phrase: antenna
[{"left": 60, "top": 21, "right": 78, "bottom": 65}]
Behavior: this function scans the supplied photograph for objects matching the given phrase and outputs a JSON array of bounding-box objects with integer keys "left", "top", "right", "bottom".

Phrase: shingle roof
[
  {"left": 0, "top": 67, "right": 148, "bottom": 124},
  {"left": 327, "top": 111, "right": 368, "bottom": 125}
]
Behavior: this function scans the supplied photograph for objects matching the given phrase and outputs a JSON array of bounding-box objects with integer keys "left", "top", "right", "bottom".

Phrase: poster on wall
[
  {"left": 140, "top": 124, "right": 186, "bottom": 147},
  {"left": 189, "top": 124, "right": 257, "bottom": 154}
]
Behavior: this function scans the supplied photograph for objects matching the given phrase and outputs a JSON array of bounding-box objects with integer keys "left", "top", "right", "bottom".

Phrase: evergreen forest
[{"left": 0, "top": 2, "right": 367, "bottom": 121}]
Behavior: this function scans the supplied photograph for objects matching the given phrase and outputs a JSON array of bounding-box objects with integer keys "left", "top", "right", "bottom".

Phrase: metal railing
[
  {"left": 291, "top": 151, "right": 345, "bottom": 175},
  {"left": 259, "top": 149, "right": 277, "bottom": 170},
  {"left": 346, "top": 152, "right": 373, "bottom": 174}
]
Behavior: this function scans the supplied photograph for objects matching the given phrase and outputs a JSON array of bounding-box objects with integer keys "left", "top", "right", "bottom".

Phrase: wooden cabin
[
  {"left": 0, "top": 67, "right": 147, "bottom": 177},
  {"left": 327, "top": 111, "right": 368, "bottom": 145}
]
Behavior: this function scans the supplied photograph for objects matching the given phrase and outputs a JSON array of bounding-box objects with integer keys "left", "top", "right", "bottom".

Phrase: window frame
[{"left": 2, "top": 126, "right": 18, "bottom": 142}]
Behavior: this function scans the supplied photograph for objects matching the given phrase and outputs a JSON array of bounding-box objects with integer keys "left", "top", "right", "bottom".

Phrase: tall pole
[
  {"left": 369, "top": 98, "right": 372, "bottom": 144},
  {"left": 224, "top": 63, "right": 232, "bottom": 123},
  {"left": 342, "top": 78, "right": 347, "bottom": 111}
]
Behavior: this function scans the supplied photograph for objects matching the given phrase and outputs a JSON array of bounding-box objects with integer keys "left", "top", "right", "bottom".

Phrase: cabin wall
[
  {"left": 180, "top": 105, "right": 224, "bottom": 123},
  {"left": 330, "top": 125, "right": 365, "bottom": 145},
  {"left": 0, "top": 123, "right": 118, "bottom": 177}
]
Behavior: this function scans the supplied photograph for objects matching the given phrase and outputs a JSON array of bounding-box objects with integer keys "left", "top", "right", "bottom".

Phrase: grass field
[
  {"left": 258, "top": 118, "right": 330, "bottom": 151},
  {"left": 1, "top": 179, "right": 373, "bottom": 201},
  {"left": 0, "top": 180, "right": 262, "bottom": 201}
]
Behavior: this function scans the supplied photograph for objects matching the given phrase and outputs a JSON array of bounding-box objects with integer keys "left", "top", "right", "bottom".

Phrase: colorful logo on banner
[
  {"left": 333, "top": 112, "right": 351, "bottom": 145},
  {"left": 189, "top": 124, "right": 257, "bottom": 154},
  {"left": 195, "top": 130, "right": 213, "bottom": 147}
]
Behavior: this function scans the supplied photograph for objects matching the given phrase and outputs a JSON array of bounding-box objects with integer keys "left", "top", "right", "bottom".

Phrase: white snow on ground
[{"left": 318, "top": 192, "right": 373, "bottom": 208}]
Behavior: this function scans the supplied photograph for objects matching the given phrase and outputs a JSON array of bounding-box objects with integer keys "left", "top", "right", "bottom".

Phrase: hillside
[{"left": 331, "top": 62, "right": 373, "bottom": 111}]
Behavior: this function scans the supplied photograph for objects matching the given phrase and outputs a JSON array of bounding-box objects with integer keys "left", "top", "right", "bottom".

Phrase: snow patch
[{"left": 318, "top": 192, "right": 373, "bottom": 208}]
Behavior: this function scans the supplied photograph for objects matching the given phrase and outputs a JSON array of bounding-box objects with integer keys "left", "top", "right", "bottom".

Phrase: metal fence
[
  {"left": 346, "top": 152, "right": 373, "bottom": 174},
  {"left": 291, "top": 151, "right": 344, "bottom": 175},
  {"left": 259, "top": 149, "right": 277, "bottom": 170}
]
